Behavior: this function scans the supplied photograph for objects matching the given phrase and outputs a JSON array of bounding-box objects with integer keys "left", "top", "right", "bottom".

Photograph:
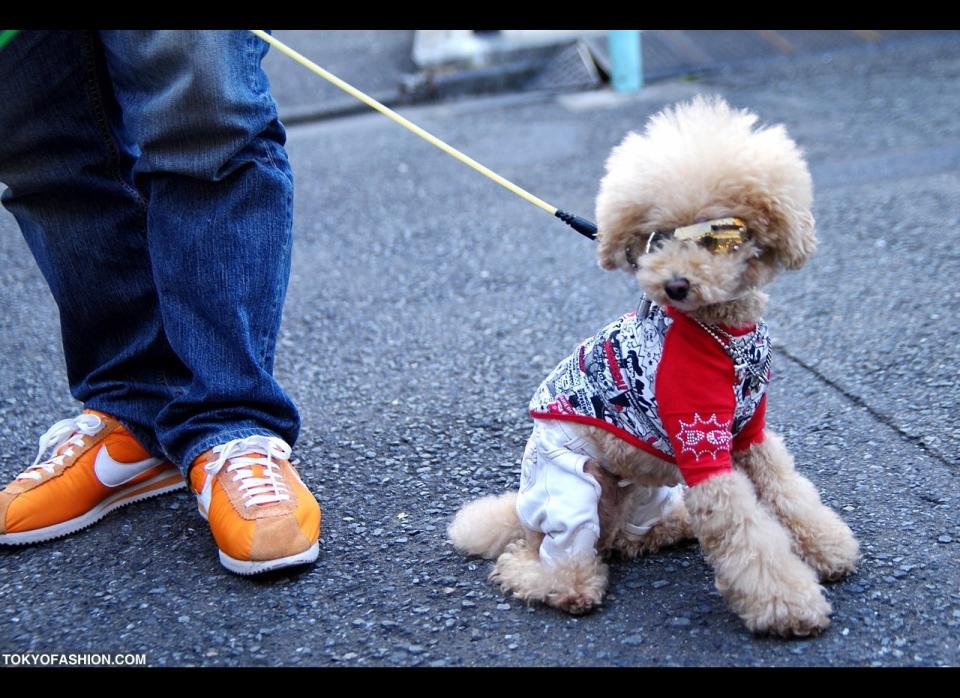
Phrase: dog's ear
[
  {"left": 745, "top": 124, "right": 816, "bottom": 270},
  {"left": 596, "top": 228, "right": 636, "bottom": 272},
  {"left": 778, "top": 209, "right": 816, "bottom": 270},
  {"left": 595, "top": 132, "right": 653, "bottom": 273},
  {"left": 595, "top": 210, "right": 647, "bottom": 273},
  {"left": 738, "top": 149, "right": 816, "bottom": 271},
  {"left": 757, "top": 201, "right": 816, "bottom": 270}
]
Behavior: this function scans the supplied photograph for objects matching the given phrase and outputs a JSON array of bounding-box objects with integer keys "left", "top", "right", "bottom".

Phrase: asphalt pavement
[
  {"left": 0, "top": 33, "right": 958, "bottom": 667},
  {"left": 264, "top": 30, "right": 416, "bottom": 121}
]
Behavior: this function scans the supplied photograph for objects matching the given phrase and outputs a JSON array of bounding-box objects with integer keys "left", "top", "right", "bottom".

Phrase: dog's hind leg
[
  {"left": 611, "top": 485, "right": 695, "bottom": 558},
  {"left": 735, "top": 431, "right": 860, "bottom": 582},
  {"left": 589, "top": 464, "right": 695, "bottom": 559},
  {"left": 491, "top": 534, "right": 608, "bottom": 615},
  {"left": 686, "top": 470, "right": 832, "bottom": 637}
]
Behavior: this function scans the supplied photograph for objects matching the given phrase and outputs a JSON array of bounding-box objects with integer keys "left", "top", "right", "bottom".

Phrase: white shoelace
[
  {"left": 17, "top": 413, "right": 105, "bottom": 481},
  {"left": 206, "top": 435, "right": 292, "bottom": 508}
]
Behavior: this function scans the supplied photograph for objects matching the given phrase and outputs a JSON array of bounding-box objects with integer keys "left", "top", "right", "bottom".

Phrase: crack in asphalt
[{"left": 777, "top": 345, "right": 954, "bottom": 469}]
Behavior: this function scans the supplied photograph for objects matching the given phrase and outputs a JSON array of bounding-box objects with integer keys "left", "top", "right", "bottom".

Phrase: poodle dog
[{"left": 449, "top": 96, "right": 860, "bottom": 637}]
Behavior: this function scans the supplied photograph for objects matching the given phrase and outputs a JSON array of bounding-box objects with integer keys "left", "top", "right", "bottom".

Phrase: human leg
[
  {"left": 97, "top": 30, "right": 317, "bottom": 572},
  {"left": 98, "top": 29, "right": 300, "bottom": 473},
  {"left": 0, "top": 30, "right": 189, "bottom": 456}
]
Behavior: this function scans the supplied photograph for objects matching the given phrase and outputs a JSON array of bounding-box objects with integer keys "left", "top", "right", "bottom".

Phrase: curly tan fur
[
  {"left": 596, "top": 95, "right": 816, "bottom": 284},
  {"left": 585, "top": 459, "right": 693, "bottom": 553},
  {"left": 612, "top": 499, "right": 693, "bottom": 559},
  {"left": 735, "top": 432, "right": 860, "bottom": 581},
  {"left": 449, "top": 96, "right": 856, "bottom": 636},
  {"left": 491, "top": 538, "right": 608, "bottom": 615},
  {"left": 685, "top": 471, "right": 832, "bottom": 636},
  {"left": 448, "top": 491, "right": 523, "bottom": 560}
]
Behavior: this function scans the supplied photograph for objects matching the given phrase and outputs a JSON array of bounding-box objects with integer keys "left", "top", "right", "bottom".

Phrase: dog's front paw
[
  {"left": 718, "top": 548, "right": 833, "bottom": 637},
  {"left": 796, "top": 515, "right": 860, "bottom": 582},
  {"left": 740, "top": 580, "right": 833, "bottom": 638}
]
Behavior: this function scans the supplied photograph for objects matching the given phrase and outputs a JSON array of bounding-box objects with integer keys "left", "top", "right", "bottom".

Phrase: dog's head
[{"left": 595, "top": 96, "right": 815, "bottom": 313}]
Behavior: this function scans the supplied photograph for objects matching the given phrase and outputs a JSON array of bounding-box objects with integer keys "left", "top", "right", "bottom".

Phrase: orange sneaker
[
  {"left": 189, "top": 435, "right": 320, "bottom": 575},
  {"left": 0, "top": 409, "right": 184, "bottom": 545}
]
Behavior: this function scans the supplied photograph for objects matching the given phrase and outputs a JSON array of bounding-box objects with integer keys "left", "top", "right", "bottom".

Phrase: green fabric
[{"left": 0, "top": 30, "right": 20, "bottom": 51}]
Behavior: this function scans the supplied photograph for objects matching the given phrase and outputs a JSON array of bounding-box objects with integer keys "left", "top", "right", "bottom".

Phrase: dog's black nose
[{"left": 665, "top": 278, "right": 690, "bottom": 301}]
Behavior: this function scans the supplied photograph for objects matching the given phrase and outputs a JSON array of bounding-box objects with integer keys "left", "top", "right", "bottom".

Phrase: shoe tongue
[{"left": 82, "top": 408, "right": 113, "bottom": 423}]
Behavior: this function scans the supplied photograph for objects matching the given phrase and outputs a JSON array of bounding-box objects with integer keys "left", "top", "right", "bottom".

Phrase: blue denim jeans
[{"left": 0, "top": 30, "right": 300, "bottom": 475}]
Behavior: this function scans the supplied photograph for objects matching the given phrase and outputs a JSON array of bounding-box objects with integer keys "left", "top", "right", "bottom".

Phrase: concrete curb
[{"left": 269, "top": 30, "right": 960, "bottom": 126}]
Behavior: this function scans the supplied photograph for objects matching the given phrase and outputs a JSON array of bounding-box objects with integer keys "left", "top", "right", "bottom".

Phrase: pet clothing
[
  {"left": 529, "top": 302, "right": 771, "bottom": 487},
  {"left": 516, "top": 418, "right": 685, "bottom": 568}
]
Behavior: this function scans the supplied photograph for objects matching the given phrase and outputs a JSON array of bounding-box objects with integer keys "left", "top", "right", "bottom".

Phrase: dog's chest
[{"left": 529, "top": 304, "right": 771, "bottom": 456}]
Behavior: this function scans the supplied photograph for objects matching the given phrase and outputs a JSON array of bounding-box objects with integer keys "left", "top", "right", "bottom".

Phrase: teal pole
[{"left": 608, "top": 30, "right": 643, "bottom": 92}]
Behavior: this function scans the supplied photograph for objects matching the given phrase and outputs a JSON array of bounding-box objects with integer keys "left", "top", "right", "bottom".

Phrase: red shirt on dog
[{"left": 529, "top": 302, "right": 771, "bottom": 486}]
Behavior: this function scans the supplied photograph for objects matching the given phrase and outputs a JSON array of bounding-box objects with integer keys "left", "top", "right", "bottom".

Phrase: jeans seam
[
  {"left": 80, "top": 30, "right": 149, "bottom": 211},
  {"left": 259, "top": 183, "right": 292, "bottom": 367},
  {"left": 249, "top": 30, "right": 282, "bottom": 131}
]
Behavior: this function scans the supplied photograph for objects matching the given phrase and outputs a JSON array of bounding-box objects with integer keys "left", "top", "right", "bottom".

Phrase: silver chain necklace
[
  {"left": 636, "top": 294, "right": 772, "bottom": 387},
  {"left": 692, "top": 318, "right": 772, "bottom": 387}
]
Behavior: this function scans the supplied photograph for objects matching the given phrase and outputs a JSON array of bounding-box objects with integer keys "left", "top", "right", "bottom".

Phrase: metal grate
[{"left": 523, "top": 42, "right": 602, "bottom": 92}]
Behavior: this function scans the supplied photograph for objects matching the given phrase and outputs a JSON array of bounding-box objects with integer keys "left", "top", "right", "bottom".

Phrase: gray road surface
[{"left": 0, "top": 34, "right": 958, "bottom": 667}]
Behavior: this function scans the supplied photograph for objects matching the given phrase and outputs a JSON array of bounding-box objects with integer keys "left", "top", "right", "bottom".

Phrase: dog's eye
[{"left": 625, "top": 233, "right": 649, "bottom": 269}]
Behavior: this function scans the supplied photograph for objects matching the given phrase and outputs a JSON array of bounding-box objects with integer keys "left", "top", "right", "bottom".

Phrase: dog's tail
[{"left": 448, "top": 491, "right": 524, "bottom": 559}]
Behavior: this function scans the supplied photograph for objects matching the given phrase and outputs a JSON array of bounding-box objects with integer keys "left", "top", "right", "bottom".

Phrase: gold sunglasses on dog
[{"left": 645, "top": 217, "right": 750, "bottom": 255}]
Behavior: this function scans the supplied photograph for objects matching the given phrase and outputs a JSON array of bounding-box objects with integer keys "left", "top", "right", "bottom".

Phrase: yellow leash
[{"left": 249, "top": 30, "right": 598, "bottom": 240}]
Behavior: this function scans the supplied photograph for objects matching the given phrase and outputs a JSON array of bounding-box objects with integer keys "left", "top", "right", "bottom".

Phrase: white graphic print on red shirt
[{"left": 529, "top": 303, "right": 771, "bottom": 486}]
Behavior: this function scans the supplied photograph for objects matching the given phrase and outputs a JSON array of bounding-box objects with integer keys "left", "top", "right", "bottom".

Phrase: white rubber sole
[
  {"left": 0, "top": 472, "right": 186, "bottom": 545},
  {"left": 195, "top": 498, "right": 319, "bottom": 575},
  {"left": 218, "top": 541, "right": 320, "bottom": 576}
]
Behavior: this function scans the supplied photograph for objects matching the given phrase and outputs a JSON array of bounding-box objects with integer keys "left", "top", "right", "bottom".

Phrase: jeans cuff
[
  {"left": 82, "top": 402, "right": 167, "bottom": 463},
  {"left": 178, "top": 427, "right": 287, "bottom": 478}
]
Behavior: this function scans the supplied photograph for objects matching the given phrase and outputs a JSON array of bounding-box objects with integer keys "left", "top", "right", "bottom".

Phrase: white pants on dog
[{"left": 516, "top": 418, "right": 684, "bottom": 569}]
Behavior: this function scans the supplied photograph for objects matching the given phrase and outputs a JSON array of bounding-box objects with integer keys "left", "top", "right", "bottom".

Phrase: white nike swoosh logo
[{"left": 93, "top": 446, "right": 164, "bottom": 487}]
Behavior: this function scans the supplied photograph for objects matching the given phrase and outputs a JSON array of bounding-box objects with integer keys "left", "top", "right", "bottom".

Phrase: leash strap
[{"left": 249, "top": 30, "right": 597, "bottom": 240}]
